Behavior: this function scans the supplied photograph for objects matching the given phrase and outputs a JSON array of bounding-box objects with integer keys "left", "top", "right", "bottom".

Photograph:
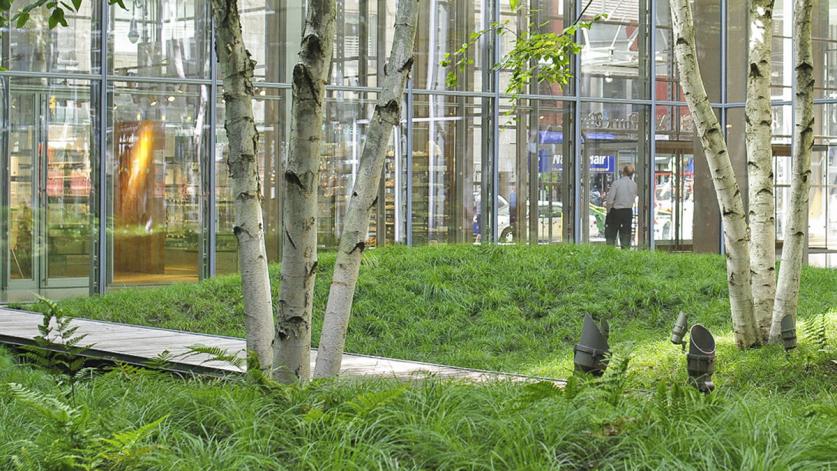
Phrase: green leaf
[
  {"left": 16, "top": 12, "right": 30, "bottom": 29},
  {"left": 48, "top": 8, "right": 68, "bottom": 29},
  {"left": 510, "top": 0, "right": 520, "bottom": 11}
]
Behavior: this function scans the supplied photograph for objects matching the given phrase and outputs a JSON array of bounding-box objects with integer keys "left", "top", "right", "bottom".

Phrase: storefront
[{"left": 2, "top": 0, "right": 837, "bottom": 302}]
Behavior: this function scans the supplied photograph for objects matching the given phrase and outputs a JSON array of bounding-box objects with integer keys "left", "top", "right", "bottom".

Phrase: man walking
[{"left": 604, "top": 164, "right": 638, "bottom": 249}]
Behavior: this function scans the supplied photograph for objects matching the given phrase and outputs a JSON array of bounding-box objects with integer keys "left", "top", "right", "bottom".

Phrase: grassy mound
[
  {"left": 38, "top": 244, "right": 837, "bottom": 377},
  {"left": 1, "top": 245, "right": 835, "bottom": 468}
]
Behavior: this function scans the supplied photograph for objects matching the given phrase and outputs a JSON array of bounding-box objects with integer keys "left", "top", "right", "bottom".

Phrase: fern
[
  {"left": 23, "top": 296, "right": 93, "bottom": 376},
  {"left": 181, "top": 344, "right": 245, "bottom": 370},
  {"left": 146, "top": 350, "right": 175, "bottom": 370},
  {"left": 594, "top": 350, "right": 632, "bottom": 406},
  {"left": 7, "top": 383, "right": 79, "bottom": 425},
  {"left": 93, "top": 415, "right": 168, "bottom": 468},
  {"left": 804, "top": 313, "right": 829, "bottom": 352},
  {"left": 7, "top": 383, "right": 166, "bottom": 469},
  {"left": 345, "top": 387, "right": 407, "bottom": 417}
]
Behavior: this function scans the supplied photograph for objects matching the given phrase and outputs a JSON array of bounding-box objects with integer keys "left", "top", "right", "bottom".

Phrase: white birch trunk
[
  {"left": 313, "top": 0, "right": 420, "bottom": 379},
  {"left": 212, "top": 0, "right": 275, "bottom": 370},
  {"left": 746, "top": 0, "right": 777, "bottom": 341},
  {"left": 275, "top": 0, "right": 336, "bottom": 383},
  {"left": 670, "top": 0, "right": 761, "bottom": 348},
  {"left": 771, "top": 0, "right": 814, "bottom": 342}
]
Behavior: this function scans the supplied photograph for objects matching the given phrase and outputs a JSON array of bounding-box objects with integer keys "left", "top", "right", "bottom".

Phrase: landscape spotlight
[
  {"left": 686, "top": 324, "right": 716, "bottom": 393},
  {"left": 671, "top": 311, "right": 688, "bottom": 346},
  {"left": 574, "top": 314, "right": 610, "bottom": 376},
  {"left": 780, "top": 314, "right": 797, "bottom": 351}
]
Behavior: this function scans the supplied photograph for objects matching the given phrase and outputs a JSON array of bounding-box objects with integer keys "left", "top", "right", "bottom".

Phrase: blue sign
[
  {"left": 589, "top": 155, "right": 616, "bottom": 173},
  {"left": 538, "top": 152, "right": 615, "bottom": 173}
]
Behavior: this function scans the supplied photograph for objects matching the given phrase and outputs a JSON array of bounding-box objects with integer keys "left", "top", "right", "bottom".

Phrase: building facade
[{"left": 1, "top": 0, "right": 836, "bottom": 301}]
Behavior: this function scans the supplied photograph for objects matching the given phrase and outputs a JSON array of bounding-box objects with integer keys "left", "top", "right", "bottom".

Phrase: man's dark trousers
[{"left": 605, "top": 208, "right": 633, "bottom": 249}]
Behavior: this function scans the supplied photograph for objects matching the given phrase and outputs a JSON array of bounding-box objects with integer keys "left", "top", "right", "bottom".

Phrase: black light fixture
[
  {"left": 686, "top": 324, "right": 716, "bottom": 393},
  {"left": 574, "top": 314, "right": 610, "bottom": 376},
  {"left": 780, "top": 314, "right": 797, "bottom": 351},
  {"left": 671, "top": 311, "right": 688, "bottom": 346}
]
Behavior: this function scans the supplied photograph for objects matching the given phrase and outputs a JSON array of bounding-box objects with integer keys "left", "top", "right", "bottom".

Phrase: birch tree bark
[
  {"left": 746, "top": 0, "right": 777, "bottom": 341},
  {"left": 275, "top": 0, "right": 336, "bottom": 383},
  {"left": 670, "top": 0, "right": 760, "bottom": 348},
  {"left": 313, "top": 0, "right": 420, "bottom": 379},
  {"left": 771, "top": 0, "right": 814, "bottom": 342},
  {"left": 212, "top": 0, "right": 275, "bottom": 370}
]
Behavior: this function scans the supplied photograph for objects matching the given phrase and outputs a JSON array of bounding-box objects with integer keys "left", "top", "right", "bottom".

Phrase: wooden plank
[{"left": 0, "top": 307, "right": 563, "bottom": 384}]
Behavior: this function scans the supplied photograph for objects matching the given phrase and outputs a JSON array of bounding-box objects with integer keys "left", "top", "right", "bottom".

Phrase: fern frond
[
  {"left": 182, "top": 345, "right": 245, "bottom": 369},
  {"left": 7, "top": 383, "right": 79, "bottom": 425}
]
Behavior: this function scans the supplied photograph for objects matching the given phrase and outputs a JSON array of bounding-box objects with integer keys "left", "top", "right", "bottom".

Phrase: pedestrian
[{"left": 604, "top": 164, "right": 638, "bottom": 249}]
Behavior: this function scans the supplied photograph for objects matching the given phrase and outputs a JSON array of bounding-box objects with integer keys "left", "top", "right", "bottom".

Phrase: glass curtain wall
[{"left": 4, "top": 0, "right": 837, "bottom": 301}]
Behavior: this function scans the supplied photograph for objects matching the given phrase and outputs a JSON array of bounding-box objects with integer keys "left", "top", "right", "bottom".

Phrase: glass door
[
  {"left": 3, "top": 83, "right": 93, "bottom": 302},
  {"left": 654, "top": 146, "right": 695, "bottom": 251}
]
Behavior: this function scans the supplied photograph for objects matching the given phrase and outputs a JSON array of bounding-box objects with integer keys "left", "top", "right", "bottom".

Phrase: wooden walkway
[{"left": 0, "top": 307, "right": 560, "bottom": 383}]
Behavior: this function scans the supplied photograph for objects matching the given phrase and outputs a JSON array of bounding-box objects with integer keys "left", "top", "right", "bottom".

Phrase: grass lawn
[{"left": 1, "top": 244, "right": 836, "bottom": 469}]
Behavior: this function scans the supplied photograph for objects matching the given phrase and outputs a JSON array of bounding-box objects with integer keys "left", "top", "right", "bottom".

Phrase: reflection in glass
[
  {"left": 4, "top": 79, "right": 93, "bottom": 299},
  {"left": 6, "top": 4, "right": 99, "bottom": 74},
  {"left": 109, "top": 82, "right": 207, "bottom": 285},
  {"left": 215, "top": 88, "right": 286, "bottom": 274},
  {"left": 110, "top": 0, "right": 210, "bottom": 78},
  {"left": 654, "top": 105, "right": 695, "bottom": 250},
  {"left": 581, "top": 102, "right": 649, "bottom": 246},
  {"left": 581, "top": 0, "right": 649, "bottom": 100},
  {"left": 318, "top": 91, "right": 401, "bottom": 247},
  {"left": 499, "top": 99, "right": 573, "bottom": 244},
  {"left": 412, "top": 95, "right": 482, "bottom": 244}
]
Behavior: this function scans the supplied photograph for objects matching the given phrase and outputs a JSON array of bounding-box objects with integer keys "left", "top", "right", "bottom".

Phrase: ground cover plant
[
  {"left": 28, "top": 244, "right": 837, "bottom": 376},
  {"left": 2, "top": 245, "right": 835, "bottom": 468}
]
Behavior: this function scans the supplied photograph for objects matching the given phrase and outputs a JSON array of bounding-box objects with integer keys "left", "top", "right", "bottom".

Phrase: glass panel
[
  {"left": 771, "top": 0, "right": 794, "bottom": 100},
  {"left": 414, "top": 0, "right": 485, "bottom": 92},
  {"left": 331, "top": 0, "right": 389, "bottom": 88},
  {"left": 580, "top": 0, "right": 650, "bottom": 100},
  {"left": 110, "top": 0, "right": 211, "bottom": 78},
  {"left": 318, "top": 90, "right": 402, "bottom": 247},
  {"left": 215, "top": 87, "right": 286, "bottom": 274},
  {"left": 46, "top": 83, "right": 94, "bottom": 280},
  {"left": 412, "top": 94, "right": 482, "bottom": 244},
  {"left": 108, "top": 82, "right": 208, "bottom": 285},
  {"left": 499, "top": 98, "right": 573, "bottom": 244},
  {"left": 6, "top": 4, "right": 100, "bottom": 74},
  {"left": 580, "top": 102, "right": 649, "bottom": 246},
  {"left": 8, "top": 93, "right": 36, "bottom": 282},
  {"left": 500, "top": 0, "right": 572, "bottom": 96},
  {"left": 726, "top": 0, "right": 747, "bottom": 102},
  {"left": 657, "top": 0, "right": 721, "bottom": 102},
  {"left": 772, "top": 105, "right": 793, "bottom": 243},
  {"left": 654, "top": 105, "right": 695, "bottom": 250},
  {"left": 4, "top": 79, "right": 94, "bottom": 300}
]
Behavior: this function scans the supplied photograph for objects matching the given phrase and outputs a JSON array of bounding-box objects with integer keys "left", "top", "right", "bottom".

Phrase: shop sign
[{"left": 539, "top": 152, "right": 615, "bottom": 173}]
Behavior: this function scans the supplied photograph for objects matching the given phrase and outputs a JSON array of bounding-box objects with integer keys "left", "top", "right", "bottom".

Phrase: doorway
[{"left": 2, "top": 82, "right": 93, "bottom": 302}]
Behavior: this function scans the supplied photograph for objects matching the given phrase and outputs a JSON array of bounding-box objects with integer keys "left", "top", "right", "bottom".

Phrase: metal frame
[
  {"left": 93, "top": 0, "right": 109, "bottom": 295},
  {"left": 206, "top": 13, "right": 218, "bottom": 278}
]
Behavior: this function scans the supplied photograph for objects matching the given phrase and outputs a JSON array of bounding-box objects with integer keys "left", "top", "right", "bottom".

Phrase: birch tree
[
  {"left": 275, "top": 0, "right": 336, "bottom": 383},
  {"left": 313, "top": 0, "right": 420, "bottom": 379},
  {"left": 5, "top": 0, "right": 278, "bottom": 370},
  {"left": 670, "top": 0, "right": 761, "bottom": 348},
  {"left": 746, "top": 0, "right": 777, "bottom": 340},
  {"left": 212, "top": 0, "right": 276, "bottom": 370},
  {"left": 771, "top": 0, "right": 813, "bottom": 343}
]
